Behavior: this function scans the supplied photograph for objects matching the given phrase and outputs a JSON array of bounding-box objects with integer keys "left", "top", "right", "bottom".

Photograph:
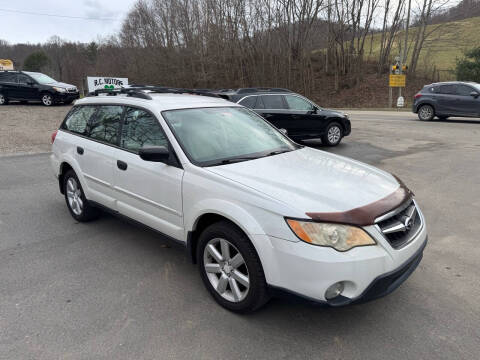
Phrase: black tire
[
  {"left": 321, "top": 122, "right": 343, "bottom": 146},
  {"left": 417, "top": 104, "right": 435, "bottom": 121},
  {"left": 197, "top": 221, "right": 270, "bottom": 313},
  {"left": 0, "top": 93, "right": 8, "bottom": 105},
  {"left": 63, "top": 170, "right": 100, "bottom": 222},
  {"left": 41, "top": 93, "right": 54, "bottom": 106}
]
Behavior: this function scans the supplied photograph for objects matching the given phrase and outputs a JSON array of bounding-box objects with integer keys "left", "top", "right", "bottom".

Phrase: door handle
[
  {"left": 117, "top": 160, "right": 128, "bottom": 171},
  {"left": 77, "top": 146, "right": 84, "bottom": 155}
]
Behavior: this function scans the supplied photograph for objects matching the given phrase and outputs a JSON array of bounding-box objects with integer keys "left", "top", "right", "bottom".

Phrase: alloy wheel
[
  {"left": 0, "top": 94, "right": 5, "bottom": 105},
  {"left": 203, "top": 238, "right": 250, "bottom": 303},
  {"left": 419, "top": 106, "right": 433, "bottom": 120},
  {"left": 327, "top": 125, "right": 341, "bottom": 144},
  {"left": 66, "top": 177, "right": 83, "bottom": 216},
  {"left": 42, "top": 94, "right": 53, "bottom": 106}
]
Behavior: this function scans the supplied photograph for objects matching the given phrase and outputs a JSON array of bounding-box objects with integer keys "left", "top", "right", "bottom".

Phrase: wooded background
[{"left": 1, "top": 0, "right": 479, "bottom": 106}]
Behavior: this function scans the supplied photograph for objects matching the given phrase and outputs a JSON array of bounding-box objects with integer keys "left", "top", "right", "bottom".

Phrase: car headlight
[
  {"left": 53, "top": 87, "right": 66, "bottom": 93},
  {"left": 286, "top": 219, "right": 376, "bottom": 251}
]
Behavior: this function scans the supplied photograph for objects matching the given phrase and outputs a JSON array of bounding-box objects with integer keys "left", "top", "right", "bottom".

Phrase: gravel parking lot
[
  {"left": 0, "top": 104, "right": 72, "bottom": 155},
  {"left": 1, "top": 106, "right": 480, "bottom": 359}
]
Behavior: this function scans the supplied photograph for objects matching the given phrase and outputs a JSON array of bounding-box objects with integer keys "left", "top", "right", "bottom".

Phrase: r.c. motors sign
[{"left": 87, "top": 76, "right": 128, "bottom": 92}]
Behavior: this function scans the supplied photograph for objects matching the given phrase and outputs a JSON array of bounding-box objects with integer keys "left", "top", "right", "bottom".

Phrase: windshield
[
  {"left": 162, "top": 107, "right": 298, "bottom": 166},
  {"left": 25, "top": 72, "right": 57, "bottom": 84}
]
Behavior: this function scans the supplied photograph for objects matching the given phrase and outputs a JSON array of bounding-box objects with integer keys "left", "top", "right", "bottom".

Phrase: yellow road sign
[{"left": 389, "top": 74, "right": 406, "bottom": 87}]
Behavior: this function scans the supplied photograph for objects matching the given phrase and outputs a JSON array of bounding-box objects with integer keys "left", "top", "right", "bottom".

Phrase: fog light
[{"left": 325, "top": 282, "right": 344, "bottom": 300}]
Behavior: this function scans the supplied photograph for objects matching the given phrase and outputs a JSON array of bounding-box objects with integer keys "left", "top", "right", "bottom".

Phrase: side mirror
[
  {"left": 279, "top": 128, "right": 288, "bottom": 135},
  {"left": 139, "top": 146, "right": 170, "bottom": 163},
  {"left": 470, "top": 91, "right": 479, "bottom": 98},
  {"left": 27, "top": 80, "right": 35, "bottom": 86}
]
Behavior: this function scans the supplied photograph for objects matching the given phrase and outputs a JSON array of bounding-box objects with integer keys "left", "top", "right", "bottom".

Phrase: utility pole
[{"left": 399, "top": 0, "right": 412, "bottom": 100}]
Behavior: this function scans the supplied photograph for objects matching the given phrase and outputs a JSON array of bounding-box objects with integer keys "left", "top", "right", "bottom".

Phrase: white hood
[{"left": 206, "top": 147, "right": 400, "bottom": 214}]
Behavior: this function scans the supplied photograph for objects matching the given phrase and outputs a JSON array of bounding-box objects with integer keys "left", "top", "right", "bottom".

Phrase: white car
[{"left": 50, "top": 88, "right": 427, "bottom": 313}]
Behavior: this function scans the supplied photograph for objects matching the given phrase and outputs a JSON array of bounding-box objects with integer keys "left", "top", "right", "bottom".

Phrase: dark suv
[
  {"left": 215, "top": 88, "right": 351, "bottom": 146},
  {"left": 413, "top": 81, "right": 480, "bottom": 121},
  {"left": 0, "top": 71, "right": 79, "bottom": 106}
]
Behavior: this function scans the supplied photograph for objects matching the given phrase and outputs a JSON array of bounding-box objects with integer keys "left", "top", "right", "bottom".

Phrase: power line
[{"left": 0, "top": 8, "right": 118, "bottom": 21}]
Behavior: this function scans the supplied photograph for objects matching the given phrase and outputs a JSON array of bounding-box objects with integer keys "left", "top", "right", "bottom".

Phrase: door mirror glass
[{"left": 139, "top": 146, "right": 170, "bottom": 163}]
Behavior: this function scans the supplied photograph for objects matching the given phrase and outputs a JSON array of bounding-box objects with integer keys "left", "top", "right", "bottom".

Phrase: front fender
[{"left": 186, "top": 198, "right": 266, "bottom": 236}]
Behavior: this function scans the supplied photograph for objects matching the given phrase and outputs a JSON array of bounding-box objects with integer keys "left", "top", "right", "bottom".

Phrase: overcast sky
[{"left": 0, "top": 0, "right": 137, "bottom": 44}]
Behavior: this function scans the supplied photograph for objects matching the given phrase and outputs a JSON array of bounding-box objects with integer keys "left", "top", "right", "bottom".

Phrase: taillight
[
  {"left": 51, "top": 130, "right": 58, "bottom": 144},
  {"left": 414, "top": 93, "right": 422, "bottom": 99}
]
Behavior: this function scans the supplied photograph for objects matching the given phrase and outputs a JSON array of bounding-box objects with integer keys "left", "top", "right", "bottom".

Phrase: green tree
[
  {"left": 23, "top": 51, "right": 50, "bottom": 72},
  {"left": 456, "top": 47, "right": 480, "bottom": 82}
]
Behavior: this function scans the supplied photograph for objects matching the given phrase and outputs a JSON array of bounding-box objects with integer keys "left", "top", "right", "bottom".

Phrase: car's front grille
[{"left": 375, "top": 199, "right": 422, "bottom": 249}]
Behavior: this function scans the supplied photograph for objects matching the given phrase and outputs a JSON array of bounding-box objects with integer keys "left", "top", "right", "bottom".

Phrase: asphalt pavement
[{"left": 1, "top": 111, "right": 479, "bottom": 359}]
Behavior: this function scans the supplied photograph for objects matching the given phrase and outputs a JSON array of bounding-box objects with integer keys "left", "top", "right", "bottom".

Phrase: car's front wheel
[
  {"left": 417, "top": 104, "right": 435, "bottom": 121},
  {"left": 197, "top": 221, "right": 270, "bottom": 313},
  {"left": 322, "top": 122, "right": 343, "bottom": 146},
  {"left": 0, "top": 93, "right": 8, "bottom": 105},
  {"left": 41, "top": 93, "right": 54, "bottom": 106},
  {"left": 63, "top": 170, "right": 100, "bottom": 222}
]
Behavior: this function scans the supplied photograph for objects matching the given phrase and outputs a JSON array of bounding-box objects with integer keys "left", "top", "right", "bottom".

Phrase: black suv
[
  {"left": 215, "top": 88, "right": 351, "bottom": 146},
  {"left": 413, "top": 81, "right": 480, "bottom": 121},
  {"left": 0, "top": 71, "right": 79, "bottom": 106}
]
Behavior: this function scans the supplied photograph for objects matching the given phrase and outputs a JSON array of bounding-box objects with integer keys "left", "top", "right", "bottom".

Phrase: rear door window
[
  {"left": 438, "top": 85, "right": 456, "bottom": 94},
  {"left": 16, "top": 74, "right": 31, "bottom": 84},
  {"left": 260, "top": 95, "right": 287, "bottom": 109},
  {"left": 62, "top": 106, "right": 96, "bottom": 135},
  {"left": 120, "top": 107, "right": 168, "bottom": 153},
  {"left": 88, "top": 105, "right": 123, "bottom": 145}
]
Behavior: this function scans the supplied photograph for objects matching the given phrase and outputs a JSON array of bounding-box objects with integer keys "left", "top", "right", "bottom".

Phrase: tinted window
[
  {"left": 17, "top": 74, "right": 31, "bottom": 84},
  {"left": 456, "top": 84, "right": 474, "bottom": 96},
  {"left": 88, "top": 106, "right": 122, "bottom": 145},
  {"left": 439, "top": 85, "right": 455, "bottom": 94},
  {"left": 0, "top": 72, "right": 16, "bottom": 82},
  {"left": 285, "top": 95, "right": 314, "bottom": 111},
  {"left": 239, "top": 96, "right": 257, "bottom": 108},
  {"left": 261, "top": 95, "right": 287, "bottom": 109},
  {"left": 121, "top": 107, "right": 168, "bottom": 153},
  {"left": 63, "top": 106, "right": 96, "bottom": 135}
]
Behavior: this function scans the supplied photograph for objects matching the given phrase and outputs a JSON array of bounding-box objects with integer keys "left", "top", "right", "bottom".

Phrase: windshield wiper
[
  {"left": 267, "top": 149, "right": 293, "bottom": 156},
  {"left": 219, "top": 156, "right": 262, "bottom": 165}
]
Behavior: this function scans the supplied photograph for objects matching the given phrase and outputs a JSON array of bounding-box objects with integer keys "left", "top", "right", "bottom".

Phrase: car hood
[
  {"left": 206, "top": 147, "right": 399, "bottom": 214},
  {"left": 48, "top": 82, "right": 76, "bottom": 89}
]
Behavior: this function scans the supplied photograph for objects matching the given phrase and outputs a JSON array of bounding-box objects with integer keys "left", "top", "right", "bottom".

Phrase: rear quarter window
[{"left": 62, "top": 106, "right": 96, "bottom": 135}]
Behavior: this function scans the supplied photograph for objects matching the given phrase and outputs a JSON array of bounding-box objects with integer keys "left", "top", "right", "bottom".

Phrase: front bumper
[
  {"left": 254, "top": 209, "right": 427, "bottom": 305},
  {"left": 54, "top": 92, "right": 79, "bottom": 102}
]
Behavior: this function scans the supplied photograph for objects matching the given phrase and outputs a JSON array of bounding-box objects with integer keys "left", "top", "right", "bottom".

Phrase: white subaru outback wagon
[{"left": 51, "top": 87, "right": 427, "bottom": 313}]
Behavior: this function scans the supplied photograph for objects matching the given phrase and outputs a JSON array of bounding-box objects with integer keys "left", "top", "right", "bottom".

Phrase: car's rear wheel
[
  {"left": 322, "top": 122, "right": 343, "bottom": 146},
  {"left": 417, "top": 104, "right": 434, "bottom": 121},
  {"left": 41, "top": 93, "right": 54, "bottom": 106},
  {"left": 0, "top": 93, "right": 8, "bottom": 105},
  {"left": 197, "top": 221, "right": 270, "bottom": 313},
  {"left": 63, "top": 170, "right": 100, "bottom": 222}
]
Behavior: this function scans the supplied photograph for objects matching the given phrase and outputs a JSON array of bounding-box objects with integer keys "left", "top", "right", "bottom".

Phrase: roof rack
[
  {"left": 236, "top": 87, "right": 292, "bottom": 94},
  {"left": 87, "top": 86, "right": 221, "bottom": 100}
]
